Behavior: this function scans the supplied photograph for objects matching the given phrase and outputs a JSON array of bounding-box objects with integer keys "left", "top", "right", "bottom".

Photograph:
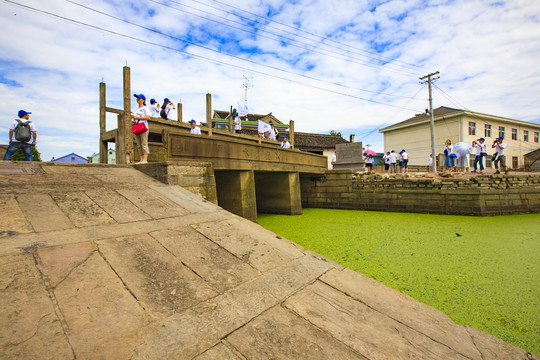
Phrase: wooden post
[
  {"left": 177, "top": 103, "right": 182, "bottom": 123},
  {"left": 206, "top": 93, "right": 212, "bottom": 136},
  {"left": 99, "top": 82, "right": 108, "bottom": 163},
  {"left": 229, "top": 105, "right": 234, "bottom": 133},
  {"left": 289, "top": 120, "right": 295, "bottom": 149},
  {"left": 123, "top": 66, "right": 133, "bottom": 163}
]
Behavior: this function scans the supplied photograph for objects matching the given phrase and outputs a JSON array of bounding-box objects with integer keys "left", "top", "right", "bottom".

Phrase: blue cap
[
  {"left": 189, "top": 119, "right": 196, "bottom": 123},
  {"left": 134, "top": 94, "right": 146, "bottom": 100},
  {"left": 269, "top": 122, "right": 274, "bottom": 125},
  {"left": 18, "top": 110, "right": 31, "bottom": 117},
  {"left": 282, "top": 135, "right": 286, "bottom": 138},
  {"left": 386, "top": 152, "right": 390, "bottom": 154},
  {"left": 150, "top": 98, "right": 156, "bottom": 103},
  {"left": 478, "top": 138, "right": 485, "bottom": 141},
  {"left": 402, "top": 149, "right": 405, "bottom": 152},
  {"left": 497, "top": 136, "right": 504, "bottom": 140},
  {"left": 164, "top": 98, "right": 170, "bottom": 102}
]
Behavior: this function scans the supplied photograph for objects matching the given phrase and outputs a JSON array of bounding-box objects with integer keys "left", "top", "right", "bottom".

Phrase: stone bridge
[{"left": 99, "top": 66, "right": 327, "bottom": 222}]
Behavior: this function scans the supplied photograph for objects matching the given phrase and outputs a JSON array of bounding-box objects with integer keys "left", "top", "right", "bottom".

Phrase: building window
[
  {"left": 512, "top": 128, "right": 518, "bottom": 140},
  {"left": 523, "top": 130, "right": 529, "bottom": 142},
  {"left": 468, "top": 122, "right": 476, "bottom": 136},
  {"left": 485, "top": 124, "right": 491, "bottom": 137},
  {"left": 512, "top": 156, "right": 519, "bottom": 169},
  {"left": 535, "top": 132, "right": 539, "bottom": 143},
  {"left": 498, "top": 126, "right": 505, "bottom": 139}
]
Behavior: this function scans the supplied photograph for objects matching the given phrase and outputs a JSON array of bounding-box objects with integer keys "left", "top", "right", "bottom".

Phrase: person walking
[
  {"left": 161, "top": 98, "right": 175, "bottom": 120},
  {"left": 443, "top": 139, "right": 455, "bottom": 171},
  {"left": 234, "top": 114, "right": 242, "bottom": 134},
  {"left": 189, "top": 119, "right": 201, "bottom": 135},
  {"left": 3, "top": 110, "right": 37, "bottom": 161},
  {"left": 131, "top": 94, "right": 151, "bottom": 164},
  {"left": 388, "top": 150, "right": 397, "bottom": 173},
  {"left": 366, "top": 154, "right": 374, "bottom": 173},
  {"left": 472, "top": 138, "right": 486, "bottom": 174},
  {"left": 280, "top": 135, "right": 291, "bottom": 149},
  {"left": 149, "top": 99, "right": 160, "bottom": 118},
  {"left": 268, "top": 123, "right": 278, "bottom": 141},
  {"left": 383, "top": 151, "right": 390, "bottom": 173},
  {"left": 492, "top": 137, "right": 507, "bottom": 174},
  {"left": 401, "top": 149, "right": 409, "bottom": 173}
]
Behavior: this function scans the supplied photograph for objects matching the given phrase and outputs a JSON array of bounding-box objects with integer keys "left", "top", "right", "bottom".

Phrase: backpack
[
  {"left": 14, "top": 119, "right": 32, "bottom": 142},
  {"left": 160, "top": 108, "right": 167, "bottom": 119}
]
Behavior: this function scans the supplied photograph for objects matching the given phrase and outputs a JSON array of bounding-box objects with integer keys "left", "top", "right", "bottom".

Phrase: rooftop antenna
[{"left": 241, "top": 75, "right": 253, "bottom": 105}]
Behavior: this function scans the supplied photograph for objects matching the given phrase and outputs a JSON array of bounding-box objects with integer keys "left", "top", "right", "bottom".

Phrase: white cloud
[{"left": 0, "top": 0, "right": 539, "bottom": 162}]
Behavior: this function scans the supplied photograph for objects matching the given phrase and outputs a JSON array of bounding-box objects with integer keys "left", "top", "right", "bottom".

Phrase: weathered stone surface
[
  {"left": 16, "top": 194, "right": 74, "bottom": 232},
  {"left": 97, "top": 234, "right": 219, "bottom": 317},
  {"left": 50, "top": 192, "right": 115, "bottom": 227},
  {"left": 51, "top": 251, "right": 152, "bottom": 359},
  {"left": 193, "top": 220, "right": 292, "bottom": 272},
  {"left": 0, "top": 196, "right": 33, "bottom": 237},
  {"left": 35, "top": 242, "right": 96, "bottom": 288},
  {"left": 193, "top": 342, "right": 243, "bottom": 360},
  {"left": 118, "top": 187, "right": 189, "bottom": 219},
  {"left": 150, "top": 228, "right": 260, "bottom": 293},
  {"left": 285, "top": 281, "right": 472, "bottom": 360},
  {"left": 85, "top": 188, "right": 152, "bottom": 223},
  {"left": 465, "top": 326, "right": 538, "bottom": 360},
  {"left": 226, "top": 305, "right": 366, "bottom": 359},
  {"left": 320, "top": 268, "right": 482, "bottom": 359},
  {"left": 132, "top": 256, "right": 333, "bottom": 359},
  {"left": 150, "top": 184, "right": 218, "bottom": 213},
  {"left": 0, "top": 254, "right": 73, "bottom": 359}
]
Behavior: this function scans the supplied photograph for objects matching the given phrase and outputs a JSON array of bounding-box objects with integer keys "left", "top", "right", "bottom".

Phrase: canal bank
[
  {"left": 301, "top": 170, "right": 540, "bottom": 215},
  {"left": 258, "top": 208, "right": 540, "bottom": 355}
]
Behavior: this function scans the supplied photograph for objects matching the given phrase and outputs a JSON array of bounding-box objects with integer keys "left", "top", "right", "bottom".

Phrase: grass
[{"left": 258, "top": 209, "right": 540, "bottom": 355}]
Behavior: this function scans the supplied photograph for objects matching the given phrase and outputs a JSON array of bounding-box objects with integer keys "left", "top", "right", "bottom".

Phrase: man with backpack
[{"left": 3, "top": 110, "right": 37, "bottom": 161}]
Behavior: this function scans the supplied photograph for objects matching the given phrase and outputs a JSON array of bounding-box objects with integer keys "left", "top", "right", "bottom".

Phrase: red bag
[{"left": 131, "top": 121, "right": 148, "bottom": 135}]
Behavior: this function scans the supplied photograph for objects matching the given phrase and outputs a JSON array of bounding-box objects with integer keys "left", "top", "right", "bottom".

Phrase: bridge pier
[
  {"left": 255, "top": 172, "right": 302, "bottom": 215},
  {"left": 215, "top": 170, "right": 257, "bottom": 222}
]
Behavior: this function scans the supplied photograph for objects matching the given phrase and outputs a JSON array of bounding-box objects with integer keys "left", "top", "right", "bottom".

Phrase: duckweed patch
[{"left": 258, "top": 209, "right": 540, "bottom": 355}]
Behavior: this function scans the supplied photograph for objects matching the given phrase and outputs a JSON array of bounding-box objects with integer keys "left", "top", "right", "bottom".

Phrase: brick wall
[{"left": 301, "top": 170, "right": 540, "bottom": 215}]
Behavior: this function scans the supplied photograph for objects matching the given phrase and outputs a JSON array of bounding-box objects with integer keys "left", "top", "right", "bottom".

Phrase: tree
[
  {"left": 329, "top": 130, "right": 342, "bottom": 137},
  {"left": 11, "top": 146, "right": 42, "bottom": 162}
]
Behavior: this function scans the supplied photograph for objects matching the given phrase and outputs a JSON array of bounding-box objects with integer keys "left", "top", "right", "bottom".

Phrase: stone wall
[
  {"left": 301, "top": 170, "right": 540, "bottom": 215},
  {"left": 134, "top": 161, "right": 217, "bottom": 204}
]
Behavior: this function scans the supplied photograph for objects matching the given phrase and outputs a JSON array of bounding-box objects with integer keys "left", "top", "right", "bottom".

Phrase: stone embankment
[
  {"left": 0, "top": 162, "right": 536, "bottom": 359},
  {"left": 302, "top": 170, "right": 540, "bottom": 215}
]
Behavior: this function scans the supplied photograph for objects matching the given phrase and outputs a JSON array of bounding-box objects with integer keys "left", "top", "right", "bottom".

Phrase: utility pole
[
  {"left": 420, "top": 71, "right": 440, "bottom": 173},
  {"left": 241, "top": 75, "right": 253, "bottom": 105}
]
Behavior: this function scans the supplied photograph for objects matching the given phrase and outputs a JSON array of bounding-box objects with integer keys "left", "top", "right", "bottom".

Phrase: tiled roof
[
  {"left": 241, "top": 129, "right": 348, "bottom": 148},
  {"left": 213, "top": 110, "right": 283, "bottom": 124},
  {"left": 379, "top": 106, "right": 463, "bottom": 132}
]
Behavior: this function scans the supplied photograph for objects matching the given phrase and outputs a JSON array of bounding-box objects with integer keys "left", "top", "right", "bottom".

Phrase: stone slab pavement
[{"left": 0, "top": 161, "right": 536, "bottom": 359}]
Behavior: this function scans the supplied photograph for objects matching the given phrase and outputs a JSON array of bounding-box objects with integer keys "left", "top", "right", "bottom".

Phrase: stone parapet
[{"left": 301, "top": 171, "right": 540, "bottom": 215}]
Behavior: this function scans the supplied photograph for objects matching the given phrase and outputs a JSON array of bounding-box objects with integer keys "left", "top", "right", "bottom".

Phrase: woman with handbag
[
  {"left": 443, "top": 139, "right": 455, "bottom": 170},
  {"left": 131, "top": 94, "right": 151, "bottom": 164}
]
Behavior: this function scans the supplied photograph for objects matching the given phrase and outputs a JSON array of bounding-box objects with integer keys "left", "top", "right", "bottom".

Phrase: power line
[
  {"left": 190, "top": 0, "right": 432, "bottom": 74},
  {"left": 65, "top": 0, "right": 419, "bottom": 100},
  {"left": 4, "top": 0, "right": 420, "bottom": 112},
  {"left": 148, "top": 0, "right": 423, "bottom": 78}
]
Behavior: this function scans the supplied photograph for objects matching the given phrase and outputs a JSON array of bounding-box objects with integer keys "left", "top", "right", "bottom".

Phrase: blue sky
[{"left": 1, "top": 0, "right": 539, "bottom": 161}]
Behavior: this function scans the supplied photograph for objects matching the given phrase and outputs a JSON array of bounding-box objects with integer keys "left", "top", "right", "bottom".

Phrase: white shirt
[
  {"left": 331, "top": 154, "right": 336, "bottom": 162},
  {"left": 475, "top": 143, "right": 486, "bottom": 156},
  {"left": 401, "top": 152, "right": 409, "bottom": 160},
  {"left": 190, "top": 126, "right": 201, "bottom": 135},
  {"left": 494, "top": 142, "right": 506, "bottom": 156},
  {"left": 383, "top": 155, "right": 389, "bottom": 164},
  {"left": 445, "top": 144, "right": 453, "bottom": 155},
  {"left": 9, "top": 119, "right": 37, "bottom": 143},
  {"left": 388, "top": 153, "right": 397, "bottom": 163},
  {"left": 149, "top": 104, "right": 160, "bottom": 118},
  {"left": 281, "top": 140, "right": 290, "bottom": 149},
  {"left": 164, "top": 103, "right": 174, "bottom": 119},
  {"left": 268, "top": 127, "right": 277, "bottom": 140},
  {"left": 366, "top": 157, "right": 374, "bottom": 164},
  {"left": 133, "top": 106, "right": 151, "bottom": 127},
  {"left": 428, "top": 156, "right": 433, "bottom": 164},
  {"left": 234, "top": 116, "right": 241, "bottom": 130}
]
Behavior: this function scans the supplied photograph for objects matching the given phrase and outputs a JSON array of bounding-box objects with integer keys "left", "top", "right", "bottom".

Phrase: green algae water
[{"left": 258, "top": 209, "right": 540, "bottom": 355}]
